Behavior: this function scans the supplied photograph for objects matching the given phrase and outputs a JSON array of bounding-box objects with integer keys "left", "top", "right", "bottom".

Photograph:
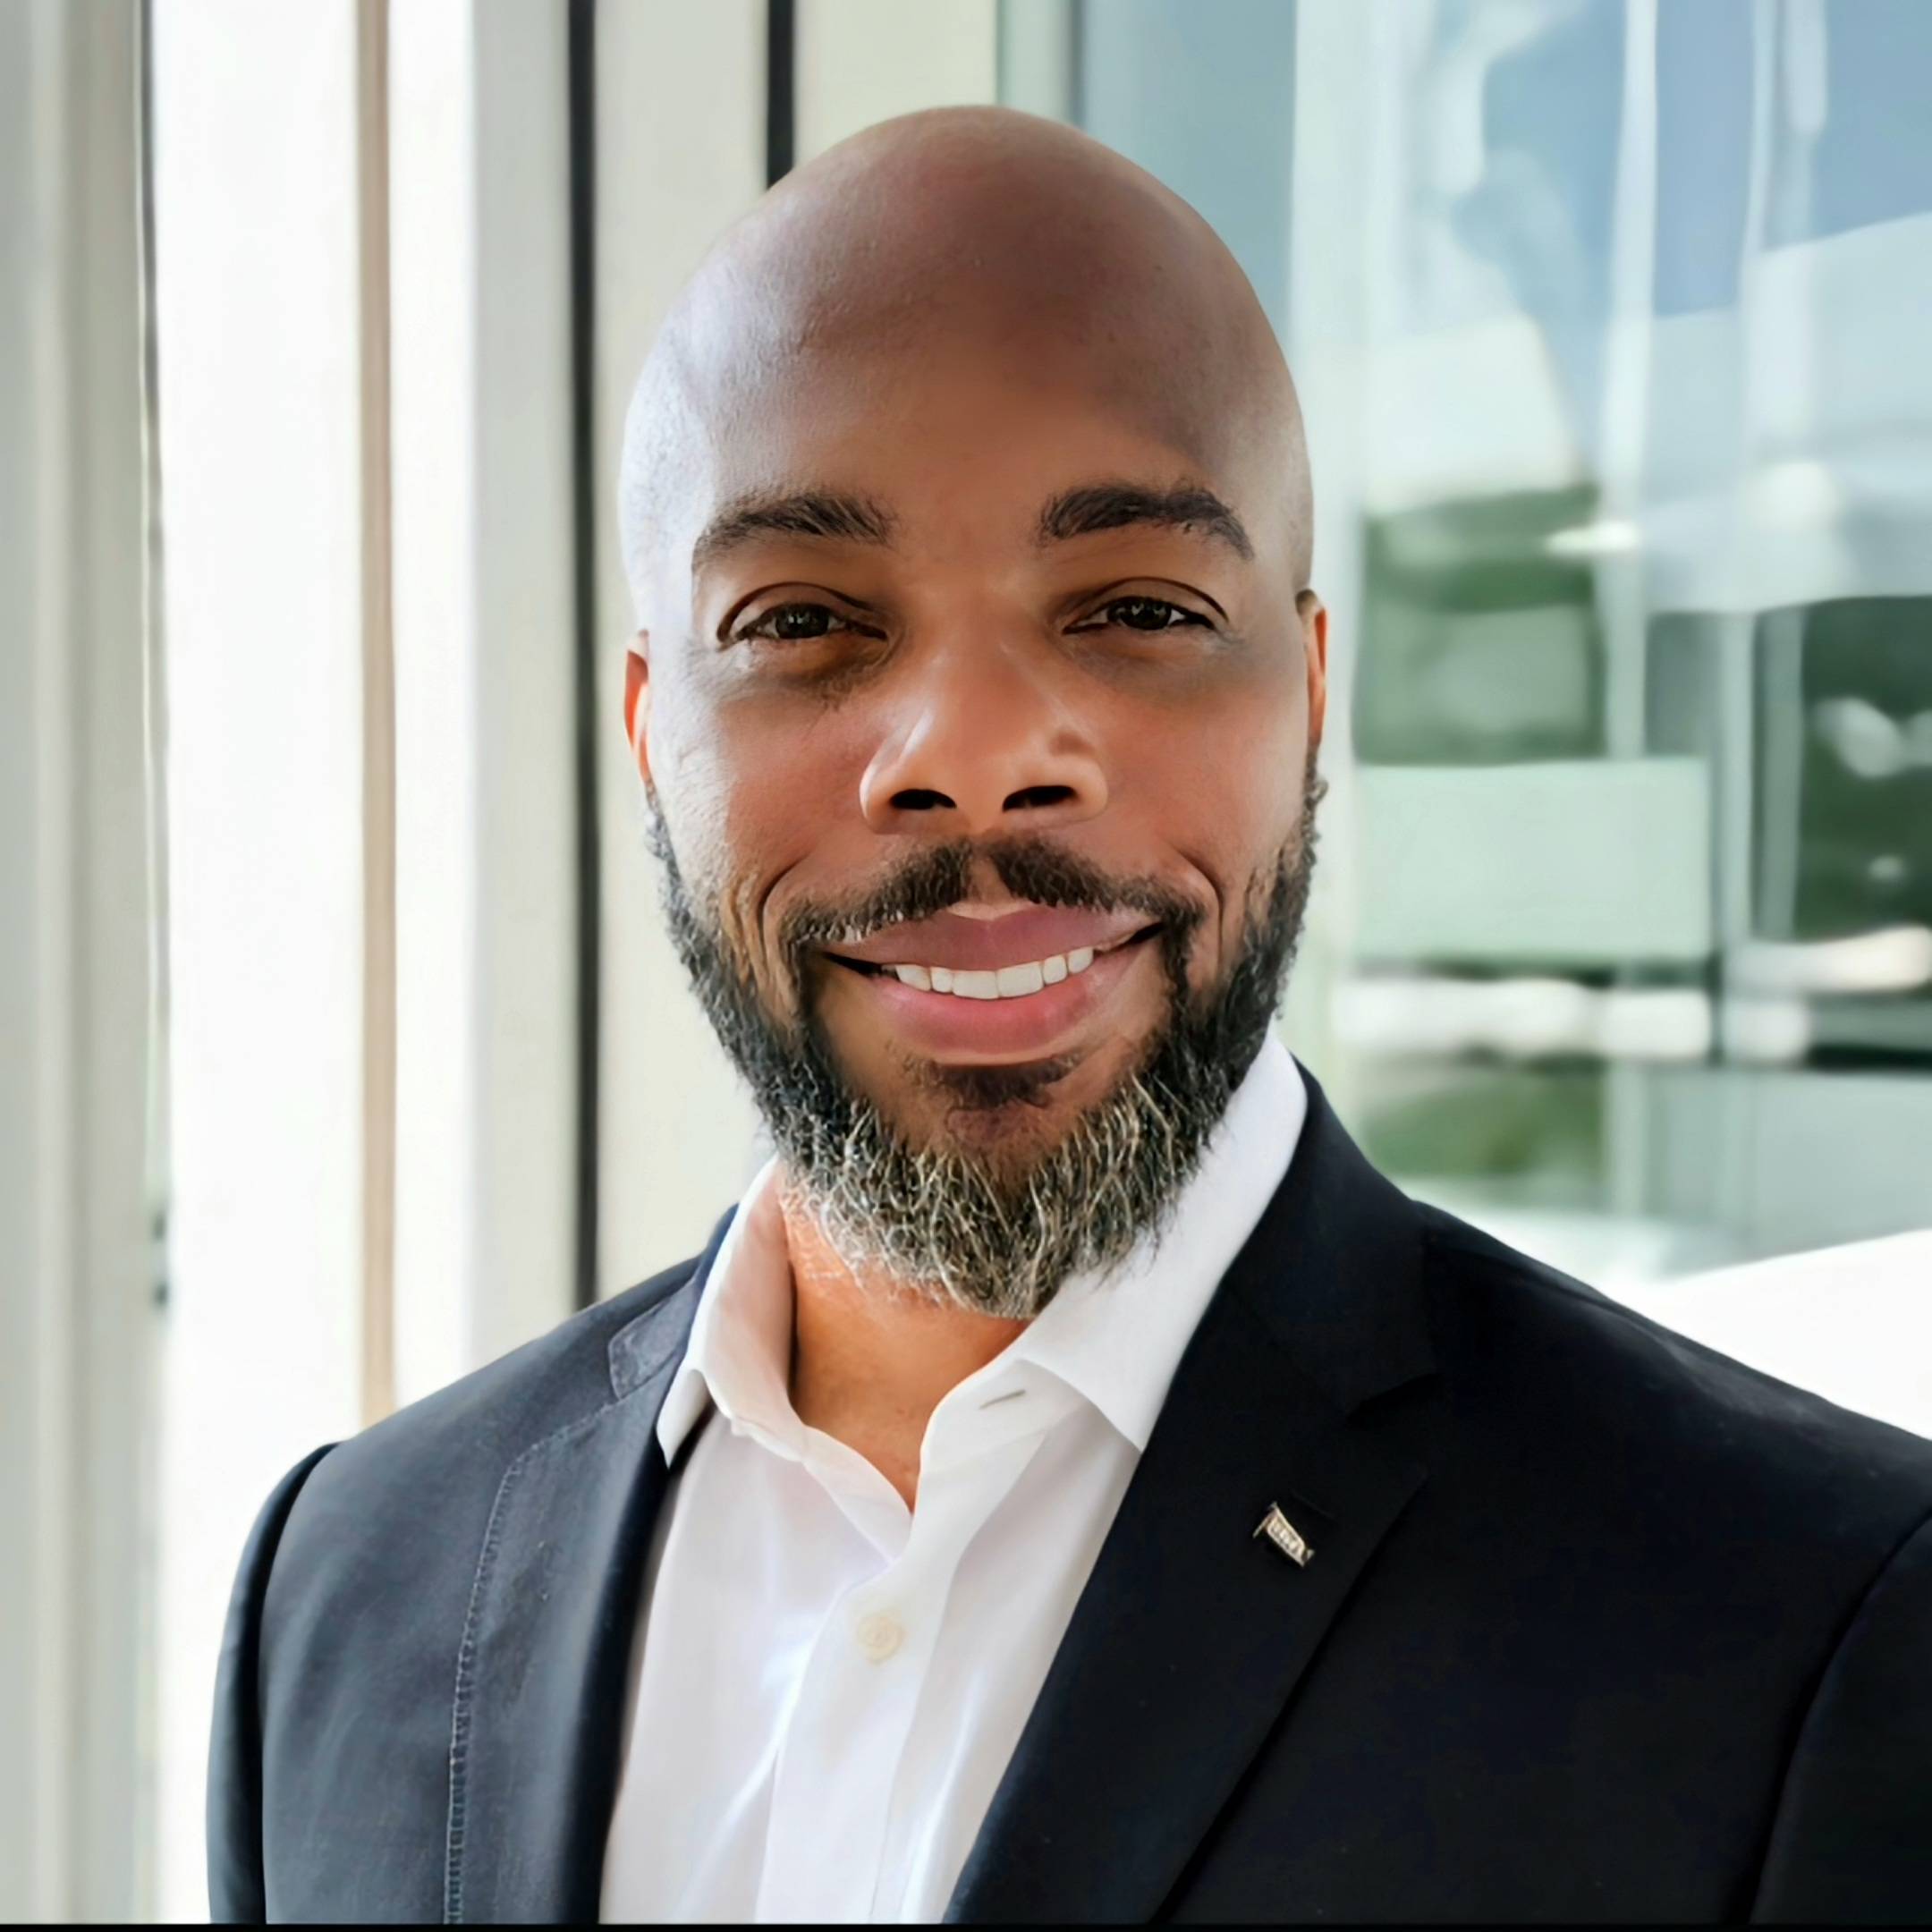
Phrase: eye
[
  {"left": 1077, "top": 595, "right": 1212, "bottom": 634},
  {"left": 734, "top": 601, "right": 866, "bottom": 645}
]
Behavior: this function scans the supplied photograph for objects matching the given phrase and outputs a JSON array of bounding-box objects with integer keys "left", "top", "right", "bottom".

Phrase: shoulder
[
  {"left": 268, "top": 1242, "right": 712, "bottom": 1586},
  {"left": 1415, "top": 1201, "right": 1932, "bottom": 1561}
]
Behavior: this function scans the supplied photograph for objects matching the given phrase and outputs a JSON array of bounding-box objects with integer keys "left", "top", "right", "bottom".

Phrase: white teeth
[{"left": 878, "top": 945, "right": 1117, "bottom": 1000}]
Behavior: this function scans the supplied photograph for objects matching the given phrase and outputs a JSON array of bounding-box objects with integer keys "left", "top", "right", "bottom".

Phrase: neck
[{"left": 782, "top": 1193, "right": 1027, "bottom": 1508}]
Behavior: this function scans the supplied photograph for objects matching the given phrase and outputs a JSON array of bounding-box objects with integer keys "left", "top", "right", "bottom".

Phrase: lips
[
  {"left": 829, "top": 924, "right": 1160, "bottom": 1060},
  {"left": 825, "top": 905, "right": 1156, "bottom": 973}
]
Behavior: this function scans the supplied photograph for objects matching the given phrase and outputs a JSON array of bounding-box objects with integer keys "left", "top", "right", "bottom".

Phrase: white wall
[
  {"left": 150, "top": 3, "right": 369, "bottom": 1915},
  {"left": 797, "top": 0, "right": 997, "bottom": 163},
  {"left": 388, "top": 0, "right": 577, "bottom": 1402},
  {"left": 152, "top": 4, "right": 591, "bottom": 1913},
  {"left": 593, "top": 0, "right": 767, "bottom": 1294},
  {"left": 0, "top": 3, "right": 150, "bottom": 1920}
]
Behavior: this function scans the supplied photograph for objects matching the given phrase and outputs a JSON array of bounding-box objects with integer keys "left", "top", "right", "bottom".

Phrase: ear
[
  {"left": 1297, "top": 589, "right": 1329, "bottom": 754},
  {"left": 623, "top": 635, "right": 652, "bottom": 787}
]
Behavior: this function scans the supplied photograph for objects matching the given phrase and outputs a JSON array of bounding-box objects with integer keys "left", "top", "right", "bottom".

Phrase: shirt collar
[
  {"left": 1002, "top": 1035, "right": 1304, "bottom": 1451},
  {"left": 655, "top": 1157, "right": 794, "bottom": 1462},
  {"left": 656, "top": 1036, "right": 1306, "bottom": 1464}
]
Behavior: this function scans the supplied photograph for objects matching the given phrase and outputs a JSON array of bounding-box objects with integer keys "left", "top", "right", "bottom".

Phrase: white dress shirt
[{"left": 599, "top": 1038, "right": 1306, "bottom": 1925}]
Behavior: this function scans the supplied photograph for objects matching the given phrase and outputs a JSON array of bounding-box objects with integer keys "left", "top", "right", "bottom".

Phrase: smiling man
[{"left": 211, "top": 109, "right": 1932, "bottom": 1924}]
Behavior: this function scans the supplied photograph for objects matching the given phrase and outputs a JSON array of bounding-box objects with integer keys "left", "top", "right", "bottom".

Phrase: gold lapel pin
[{"left": 1254, "top": 1502, "right": 1315, "bottom": 1567}]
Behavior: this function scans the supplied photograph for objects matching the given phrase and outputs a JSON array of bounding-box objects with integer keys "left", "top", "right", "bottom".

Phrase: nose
[{"left": 858, "top": 636, "right": 1110, "bottom": 838}]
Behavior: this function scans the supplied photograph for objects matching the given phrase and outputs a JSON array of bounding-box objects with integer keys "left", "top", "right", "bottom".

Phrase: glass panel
[
  {"left": 1008, "top": 0, "right": 1932, "bottom": 1278},
  {"left": 1074, "top": 0, "right": 1298, "bottom": 332},
  {"left": 1356, "top": 487, "right": 1606, "bottom": 766}
]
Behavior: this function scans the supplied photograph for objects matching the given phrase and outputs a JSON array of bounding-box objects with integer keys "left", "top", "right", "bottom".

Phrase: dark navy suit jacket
[{"left": 209, "top": 1072, "right": 1932, "bottom": 1921}]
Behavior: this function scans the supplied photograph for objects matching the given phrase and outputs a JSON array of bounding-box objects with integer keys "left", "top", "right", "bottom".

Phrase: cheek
[
  {"left": 652, "top": 678, "right": 866, "bottom": 937},
  {"left": 1138, "top": 660, "right": 1306, "bottom": 847},
  {"left": 1120, "top": 665, "right": 1304, "bottom": 980},
  {"left": 716, "top": 691, "right": 869, "bottom": 849}
]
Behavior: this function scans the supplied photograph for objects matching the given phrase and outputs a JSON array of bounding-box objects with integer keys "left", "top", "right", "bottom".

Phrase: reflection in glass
[{"left": 1003, "top": 0, "right": 1932, "bottom": 1275}]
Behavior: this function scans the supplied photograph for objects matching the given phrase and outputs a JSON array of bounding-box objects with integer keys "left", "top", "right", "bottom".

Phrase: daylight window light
[
  {"left": 1812, "top": 697, "right": 1932, "bottom": 781},
  {"left": 1721, "top": 996, "right": 1813, "bottom": 1063},
  {"left": 1748, "top": 457, "right": 1843, "bottom": 531},
  {"left": 1545, "top": 518, "right": 1642, "bottom": 558},
  {"left": 1730, "top": 927, "right": 1932, "bottom": 996},
  {"left": 1333, "top": 977, "right": 1712, "bottom": 1062}
]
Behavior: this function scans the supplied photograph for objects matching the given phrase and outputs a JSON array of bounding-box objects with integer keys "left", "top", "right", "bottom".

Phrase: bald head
[
  {"left": 620, "top": 106, "right": 1310, "bottom": 625},
  {"left": 617, "top": 107, "right": 1331, "bottom": 1246}
]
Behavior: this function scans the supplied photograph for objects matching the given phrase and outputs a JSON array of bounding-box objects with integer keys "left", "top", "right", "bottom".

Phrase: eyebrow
[
  {"left": 691, "top": 489, "right": 898, "bottom": 575},
  {"left": 688, "top": 475, "right": 1255, "bottom": 576},
  {"left": 1037, "top": 479, "right": 1255, "bottom": 563}
]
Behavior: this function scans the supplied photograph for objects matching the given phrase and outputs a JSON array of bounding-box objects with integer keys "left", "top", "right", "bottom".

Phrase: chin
[{"left": 869, "top": 1042, "right": 1128, "bottom": 1162}]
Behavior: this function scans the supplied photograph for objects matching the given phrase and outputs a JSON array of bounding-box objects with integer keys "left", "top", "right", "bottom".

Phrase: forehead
[{"left": 674, "top": 326, "right": 1284, "bottom": 570}]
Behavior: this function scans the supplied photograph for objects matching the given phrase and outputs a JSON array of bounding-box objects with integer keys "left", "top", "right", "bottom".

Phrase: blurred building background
[{"left": 3, "top": 0, "right": 1928, "bottom": 1919}]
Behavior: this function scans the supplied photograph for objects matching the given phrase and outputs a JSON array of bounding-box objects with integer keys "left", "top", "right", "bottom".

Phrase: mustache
[{"left": 776, "top": 836, "right": 1206, "bottom": 979}]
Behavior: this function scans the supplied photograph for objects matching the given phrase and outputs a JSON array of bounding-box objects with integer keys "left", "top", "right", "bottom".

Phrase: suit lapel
[
  {"left": 444, "top": 1215, "right": 728, "bottom": 1925},
  {"left": 949, "top": 1074, "right": 1436, "bottom": 1924}
]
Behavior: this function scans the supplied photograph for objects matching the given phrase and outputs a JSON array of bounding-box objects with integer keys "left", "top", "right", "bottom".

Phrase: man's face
[{"left": 627, "top": 321, "right": 1327, "bottom": 1304}]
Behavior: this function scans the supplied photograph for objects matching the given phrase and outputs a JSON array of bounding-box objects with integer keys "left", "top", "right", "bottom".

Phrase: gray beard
[{"left": 648, "top": 768, "right": 1321, "bottom": 1318}]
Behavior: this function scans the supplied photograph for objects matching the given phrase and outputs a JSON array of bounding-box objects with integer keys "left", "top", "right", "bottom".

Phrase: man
[{"left": 210, "top": 108, "right": 1932, "bottom": 1923}]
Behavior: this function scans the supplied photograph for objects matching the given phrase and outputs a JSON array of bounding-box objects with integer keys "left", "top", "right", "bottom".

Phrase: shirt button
[{"left": 853, "top": 1611, "right": 904, "bottom": 1663}]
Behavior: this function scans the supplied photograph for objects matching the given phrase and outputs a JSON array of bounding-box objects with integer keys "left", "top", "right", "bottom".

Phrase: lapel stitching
[
  {"left": 443, "top": 1250, "right": 714, "bottom": 1925},
  {"left": 444, "top": 1402, "right": 619, "bottom": 1926}
]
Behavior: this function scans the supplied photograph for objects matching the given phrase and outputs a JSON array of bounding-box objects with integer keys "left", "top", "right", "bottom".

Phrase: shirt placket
[{"left": 753, "top": 1405, "right": 1065, "bottom": 1923}]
